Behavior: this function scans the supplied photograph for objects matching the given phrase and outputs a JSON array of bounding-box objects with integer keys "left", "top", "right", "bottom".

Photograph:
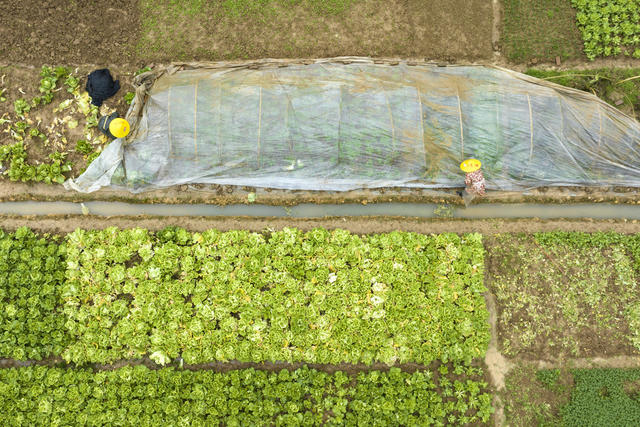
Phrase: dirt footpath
[{"left": 5, "top": 215, "right": 640, "bottom": 235}]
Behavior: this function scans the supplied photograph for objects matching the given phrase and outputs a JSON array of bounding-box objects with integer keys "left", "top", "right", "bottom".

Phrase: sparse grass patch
[
  {"left": 502, "top": 0, "right": 584, "bottom": 62},
  {"left": 502, "top": 363, "right": 571, "bottom": 426},
  {"left": 136, "top": 0, "right": 493, "bottom": 62},
  {"left": 486, "top": 232, "right": 640, "bottom": 358}
]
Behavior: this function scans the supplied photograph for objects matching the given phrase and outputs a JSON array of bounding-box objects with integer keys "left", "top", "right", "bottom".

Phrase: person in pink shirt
[{"left": 460, "top": 158, "right": 485, "bottom": 204}]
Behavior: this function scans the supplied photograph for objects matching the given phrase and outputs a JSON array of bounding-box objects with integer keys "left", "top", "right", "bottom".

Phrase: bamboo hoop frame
[
  {"left": 257, "top": 87, "right": 263, "bottom": 168},
  {"left": 194, "top": 80, "right": 199, "bottom": 162},
  {"left": 417, "top": 88, "right": 427, "bottom": 168},
  {"left": 216, "top": 85, "right": 222, "bottom": 166},
  {"left": 527, "top": 94, "right": 534, "bottom": 164},
  {"left": 167, "top": 86, "right": 172, "bottom": 158},
  {"left": 383, "top": 88, "right": 396, "bottom": 151},
  {"left": 456, "top": 89, "right": 464, "bottom": 160}
]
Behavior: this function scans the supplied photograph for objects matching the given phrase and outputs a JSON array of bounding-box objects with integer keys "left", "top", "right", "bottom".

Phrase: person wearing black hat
[{"left": 86, "top": 69, "right": 120, "bottom": 107}]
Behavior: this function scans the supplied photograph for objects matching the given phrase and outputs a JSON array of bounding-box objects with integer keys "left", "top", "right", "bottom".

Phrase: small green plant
[
  {"left": 124, "top": 91, "right": 135, "bottom": 105},
  {"left": 537, "top": 369, "right": 561, "bottom": 389},
  {"left": 75, "top": 139, "right": 93, "bottom": 155},
  {"left": 12, "top": 121, "right": 28, "bottom": 135},
  {"left": 64, "top": 75, "right": 80, "bottom": 93},
  {"left": 13, "top": 98, "right": 30, "bottom": 115},
  {"left": 134, "top": 66, "right": 152, "bottom": 76},
  {"left": 0, "top": 88, "right": 6, "bottom": 102}
]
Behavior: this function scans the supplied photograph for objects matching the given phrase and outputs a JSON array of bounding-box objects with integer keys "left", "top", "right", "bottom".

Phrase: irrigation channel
[{"left": 4, "top": 201, "right": 640, "bottom": 219}]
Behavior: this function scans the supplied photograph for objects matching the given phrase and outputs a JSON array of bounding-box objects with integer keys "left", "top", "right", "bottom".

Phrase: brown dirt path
[{"left": 5, "top": 215, "right": 640, "bottom": 235}]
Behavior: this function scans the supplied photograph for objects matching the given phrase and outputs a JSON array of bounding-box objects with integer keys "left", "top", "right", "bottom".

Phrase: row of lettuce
[
  {"left": 0, "top": 365, "right": 492, "bottom": 425},
  {"left": 0, "top": 227, "right": 492, "bottom": 424}
]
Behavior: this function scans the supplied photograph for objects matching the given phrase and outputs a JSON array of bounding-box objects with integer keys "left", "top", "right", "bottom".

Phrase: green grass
[
  {"left": 526, "top": 68, "right": 640, "bottom": 120},
  {"left": 502, "top": 0, "right": 585, "bottom": 62},
  {"left": 503, "top": 365, "right": 640, "bottom": 426},
  {"left": 137, "top": 0, "right": 362, "bottom": 60},
  {"left": 486, "top": 232, "right": 640, "bottom": 358}
]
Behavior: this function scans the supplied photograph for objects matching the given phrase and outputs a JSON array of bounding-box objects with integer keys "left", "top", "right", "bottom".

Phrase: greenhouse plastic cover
[{"left": 66, "top": 58, "right": 640, "bottom": 193}]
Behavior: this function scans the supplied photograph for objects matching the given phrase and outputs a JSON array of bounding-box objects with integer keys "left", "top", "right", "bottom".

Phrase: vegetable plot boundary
[{"left": 0, "top": 227, "right": 489, "bottom": 366}]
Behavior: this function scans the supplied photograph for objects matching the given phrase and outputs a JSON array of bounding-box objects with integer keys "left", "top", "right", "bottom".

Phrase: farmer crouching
[
  {"left": 460, "top": 158, "right": 485, "bottom": 206},
  {"left": 98, "top": 112, "right": 130, "bottom": 140}
]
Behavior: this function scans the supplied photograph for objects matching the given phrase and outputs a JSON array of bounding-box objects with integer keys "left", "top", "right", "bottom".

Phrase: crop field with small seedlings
[{"left": 1, "top": 0, "right": 640, "bottom": 425}]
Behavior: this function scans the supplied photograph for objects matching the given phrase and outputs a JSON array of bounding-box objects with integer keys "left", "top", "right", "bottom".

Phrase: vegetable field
[
  {"left": 0, "top": 366, "right": 493, "bottom": 425},
  {"left": 0, "top": 226, "right": 493, "bottom": 425},
  {"left": 1, "top": 0, "right": 640, "bottom": 424},
  {"left": 3, "top": 225, "right": 640, "bottom": 424}
]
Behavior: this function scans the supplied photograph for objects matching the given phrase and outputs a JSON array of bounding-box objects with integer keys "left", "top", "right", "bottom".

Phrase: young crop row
[
  {"left": 571, "top": 0, "right": 640, "bottom": 59},
  {"left": 0, "top": 227, "right": 489, "bottom": 366},
  {"left": 0, "top": 365, "right": 492, "bottom": 426}
]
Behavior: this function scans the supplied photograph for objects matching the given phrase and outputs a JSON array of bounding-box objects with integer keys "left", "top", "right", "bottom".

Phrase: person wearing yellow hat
[
  {"left": 460, "top": 158, "right": 485, "bottom": 203},
  {"left": 98, "top": 112, "right": 130, "bottom": 139}
]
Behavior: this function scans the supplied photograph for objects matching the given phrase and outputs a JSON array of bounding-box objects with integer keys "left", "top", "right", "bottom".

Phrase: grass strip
[
  {"left": 0, "top": 365, "right": 493, "bottom": 425},
  {"left": 0, "top": 227, "right": 489, "bottom": 366},
  {"left": 501, "top": 0, "right": 584, "bottom": 63}
]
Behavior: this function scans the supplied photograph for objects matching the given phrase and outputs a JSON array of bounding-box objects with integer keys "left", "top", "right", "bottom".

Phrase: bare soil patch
[{"left": 0, "top": 0, "right": 141, "bottom": 66}]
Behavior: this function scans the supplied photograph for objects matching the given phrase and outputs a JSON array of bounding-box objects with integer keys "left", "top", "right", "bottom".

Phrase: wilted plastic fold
[{"left": 66, "top": 59, "right": 640, "bottom": 193}]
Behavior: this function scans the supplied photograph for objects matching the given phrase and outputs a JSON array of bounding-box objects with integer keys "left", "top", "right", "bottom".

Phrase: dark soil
[{"left": 0, "top": 0, "right": 142, "bottom": 67}]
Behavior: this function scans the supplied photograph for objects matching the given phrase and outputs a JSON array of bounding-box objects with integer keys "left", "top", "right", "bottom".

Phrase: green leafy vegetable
[{"left": 0, "top": 365, "right": 493, "bottom": 425}]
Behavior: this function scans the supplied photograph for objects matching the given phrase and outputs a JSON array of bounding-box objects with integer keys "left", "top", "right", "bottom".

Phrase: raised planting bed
[
  {"left": 0, "top": 227, "right": 489, "bottom": 365},
  {"left": 0, "top": 365, "right": 492, "bottom": 425},
  {"left": 486, "top": 232, "right": 640, "bottom": 359}
]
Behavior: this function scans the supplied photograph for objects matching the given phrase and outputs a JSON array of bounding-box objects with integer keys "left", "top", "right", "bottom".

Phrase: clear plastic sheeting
[{"left": 66, "top": 58, "right": 640, "bottom": 193}]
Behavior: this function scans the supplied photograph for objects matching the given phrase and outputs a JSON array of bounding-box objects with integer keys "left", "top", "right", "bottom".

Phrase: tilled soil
[{"left": 0, "top": 0, "right": 142, "bottom": 67}]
